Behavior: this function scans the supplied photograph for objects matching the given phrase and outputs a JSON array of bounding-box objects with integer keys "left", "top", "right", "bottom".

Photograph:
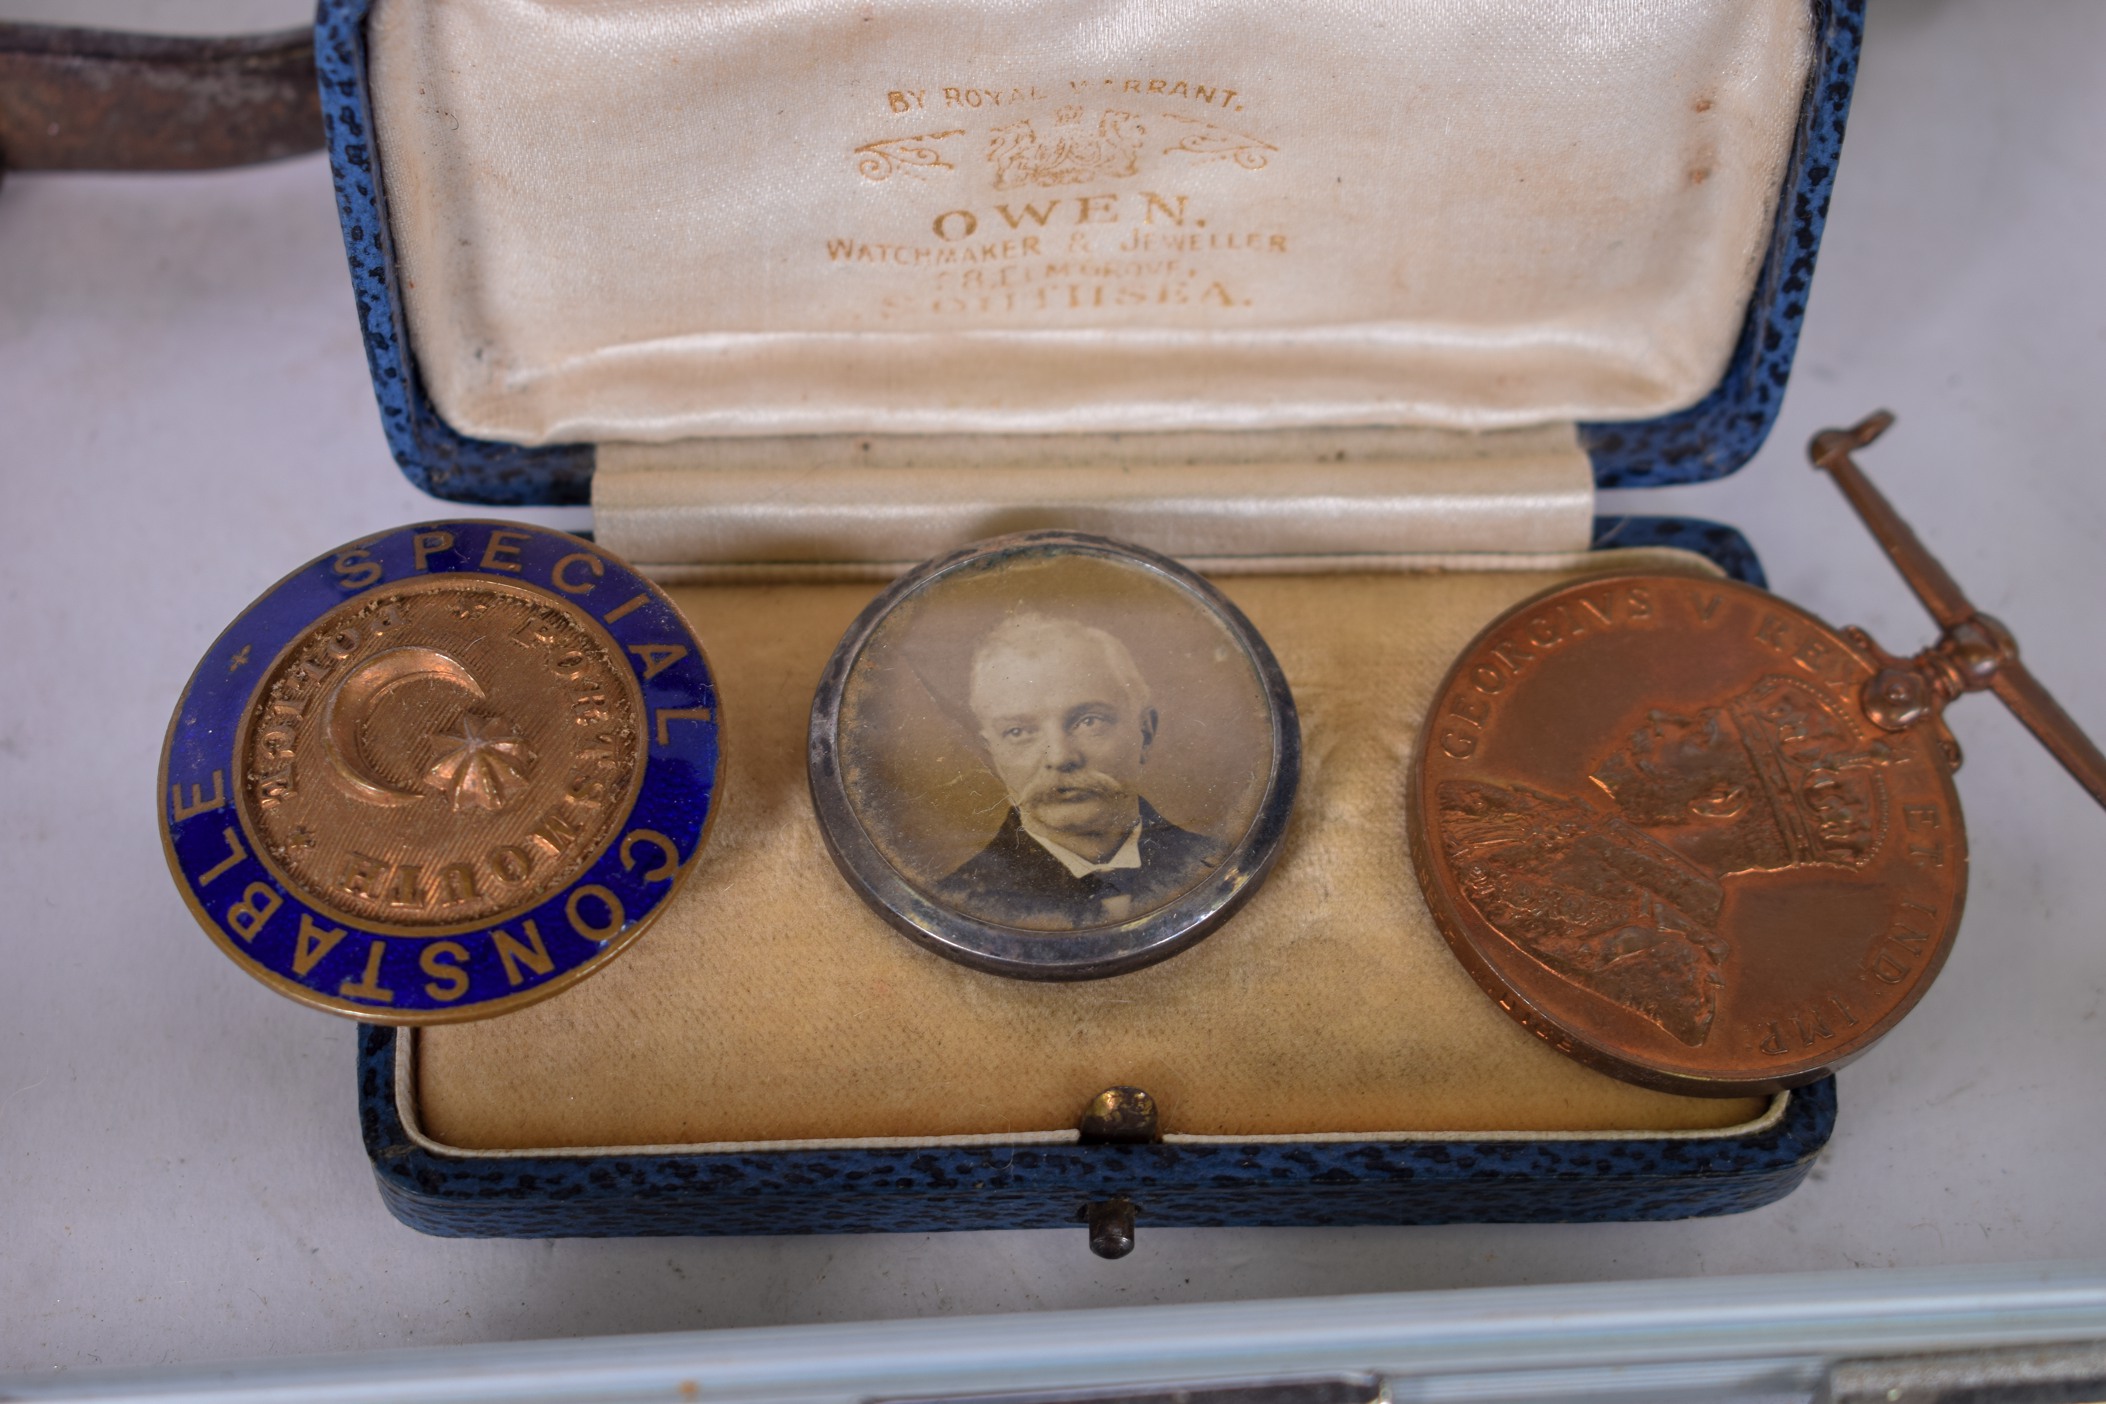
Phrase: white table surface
[{"left": 2, "top": 0, "right": 2103, "bottom": 1376}]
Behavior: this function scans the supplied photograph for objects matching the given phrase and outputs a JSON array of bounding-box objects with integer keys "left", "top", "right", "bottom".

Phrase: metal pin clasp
[{"left": 1810, "top": 412, "right": 2106, "bottom": 810}]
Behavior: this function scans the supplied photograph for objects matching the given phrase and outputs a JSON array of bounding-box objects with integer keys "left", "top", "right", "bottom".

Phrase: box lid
[{"left": 317, "top": 0, "right": 1862, "bottom": 507}]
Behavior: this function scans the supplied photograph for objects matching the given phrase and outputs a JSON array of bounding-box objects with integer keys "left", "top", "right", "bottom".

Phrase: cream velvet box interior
[
  {"left": 332, "top": 0, "right": 1849, "bottom": 1200},
  {"left": 413, "top": 553, "right": 1776, "bottom": 1156}
]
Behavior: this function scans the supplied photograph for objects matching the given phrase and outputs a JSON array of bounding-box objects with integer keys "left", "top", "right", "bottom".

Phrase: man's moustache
[{"left": 1018, "top": 771, "right": 1125, "bottom": 805}]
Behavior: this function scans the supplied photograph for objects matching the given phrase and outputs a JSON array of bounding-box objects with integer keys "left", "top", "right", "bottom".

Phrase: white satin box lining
[
  {"left": 369, "top": 0, "right": 1815, "bottom": 451},
  {"left": 591, "top": 422, "right": 1597, "bottom": 570}
]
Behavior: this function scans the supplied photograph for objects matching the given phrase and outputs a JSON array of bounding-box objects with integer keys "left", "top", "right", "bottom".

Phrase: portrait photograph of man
[
  {"left": 936, "top": 613, "right": 1223, "bottom": 929},
  {"left": 830, "top": 548, "right": 1278, "bottom": 938}
]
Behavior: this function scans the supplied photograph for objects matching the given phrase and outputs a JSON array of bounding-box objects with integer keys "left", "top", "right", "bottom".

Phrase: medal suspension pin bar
[{"left": 1809, "top": 411, "right": 2106, "bottom": 811}]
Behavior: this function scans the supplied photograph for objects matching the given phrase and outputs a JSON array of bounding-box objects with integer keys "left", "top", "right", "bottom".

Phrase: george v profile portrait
[
  {"left": 1434, "top": 674, "right": 1892, "bottom": 1047},
  {"left": 934, "top": 613, "right": 1224, "bottom": 929}
]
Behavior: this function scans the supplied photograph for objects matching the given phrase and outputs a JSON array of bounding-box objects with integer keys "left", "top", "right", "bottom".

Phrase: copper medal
[
  {"left": 1411, "top": 413, "right": 2106, "bottom": 1096},
  {"left": 1412, "top": 575, "right": 1963, "bottom": 1095}
]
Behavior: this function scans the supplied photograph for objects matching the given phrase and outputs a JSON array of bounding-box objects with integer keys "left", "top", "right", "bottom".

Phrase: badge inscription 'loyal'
[{"left": 161, "top": 522, "right": 721, "bottom": 1023}]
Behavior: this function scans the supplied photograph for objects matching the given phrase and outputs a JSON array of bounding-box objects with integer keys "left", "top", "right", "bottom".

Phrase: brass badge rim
[{"left": 160, "top": 521, "right": 724, "bottom": 1025}]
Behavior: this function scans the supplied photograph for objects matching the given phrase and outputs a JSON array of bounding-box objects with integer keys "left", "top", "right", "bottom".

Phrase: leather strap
[{"left": 0, "top": 22, "right": 322, "bottom": 175}]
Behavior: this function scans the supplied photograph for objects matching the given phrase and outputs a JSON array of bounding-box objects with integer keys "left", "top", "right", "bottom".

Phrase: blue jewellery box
[{"left": 322, "top": 0, "right": 1861, "bottom": 1249}]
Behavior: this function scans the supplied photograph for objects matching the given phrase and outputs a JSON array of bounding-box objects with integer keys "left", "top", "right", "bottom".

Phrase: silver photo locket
[{"left": 808, "top": 531, "right": 1300, "bottom": 980}]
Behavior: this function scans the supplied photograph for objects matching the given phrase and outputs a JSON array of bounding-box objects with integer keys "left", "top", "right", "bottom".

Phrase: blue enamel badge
[{"left": 160, "top": 521, "right": 721, "bottom": 1022}]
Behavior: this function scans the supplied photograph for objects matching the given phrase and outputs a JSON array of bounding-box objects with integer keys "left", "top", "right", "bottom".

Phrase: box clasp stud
[
  {"left": 1077, "top": 1087, "right": 1157, "bottom": 1260},
  {"left": 1078, "top": 1086, "right": 1159, "bottom": 1144},
  {"left": 1082, "top": 1197, "right": 1139, "bottom": 1261}
]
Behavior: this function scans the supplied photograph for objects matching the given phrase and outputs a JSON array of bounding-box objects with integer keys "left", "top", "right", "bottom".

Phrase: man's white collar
[{"left": 1021, "top": 818, "right": 1143, "bottom": 878}]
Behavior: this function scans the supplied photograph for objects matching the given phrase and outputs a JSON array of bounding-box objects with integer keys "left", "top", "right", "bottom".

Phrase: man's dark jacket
[{"left": 936, "top": 800, "right": 1223, "bottom": 929}]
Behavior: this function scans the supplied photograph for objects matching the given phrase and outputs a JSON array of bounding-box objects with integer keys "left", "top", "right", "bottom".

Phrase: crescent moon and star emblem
[{"left": 318, "top": 646, "right": 536, "bottom": 812}]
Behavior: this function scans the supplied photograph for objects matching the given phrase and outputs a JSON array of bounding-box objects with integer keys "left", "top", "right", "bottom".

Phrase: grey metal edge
[{"left": 4, "top": 1260, "right": 2104, "bottom": 1404}]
